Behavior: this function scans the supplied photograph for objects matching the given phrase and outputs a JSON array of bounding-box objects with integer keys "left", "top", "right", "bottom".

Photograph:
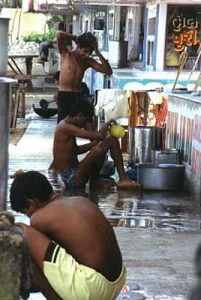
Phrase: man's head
[
  {"left": 10, "top": 171, "right": 53, "bottom": 216},
  {"left": 68, "top": 98, "right": 94, "bottom": 125},
  {"left": 77, "top": 32, "right": 96, "bottom": 58}
]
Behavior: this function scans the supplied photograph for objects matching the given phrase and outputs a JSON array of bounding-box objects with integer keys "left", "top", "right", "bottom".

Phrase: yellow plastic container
[{"left": 110, "top": 124, "right": 125, "bottom": 139}]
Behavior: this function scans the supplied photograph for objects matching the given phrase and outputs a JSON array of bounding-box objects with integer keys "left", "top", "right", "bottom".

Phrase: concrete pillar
[
  {"left": 155, "top": 3, "right": 167, "bottom": 71},
  {"left": 0, "top": 17, "right": 10, "bottom": 76},
  {"left": 0, "top": 17, "right": 16, "bottom": 210},
  {"left": 0, "top": 79, "right": 16, "bottom": 211},
  {"left": 113, "top": 6, "right": 121, "bottom": 41}
]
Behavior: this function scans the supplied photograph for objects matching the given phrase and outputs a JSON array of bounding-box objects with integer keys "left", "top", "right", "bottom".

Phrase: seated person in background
[
  {"left": 53, "top": 98, "right": 140, "bottom": 190},
  {"left": 10, "top": 171, "right": 126, "bottom": 300},
  {"left": 38, "top": 41, "right": 55, "bottom": 62},
  {"left": 49, "top": 78, "right": 97, "bottom": 173}
]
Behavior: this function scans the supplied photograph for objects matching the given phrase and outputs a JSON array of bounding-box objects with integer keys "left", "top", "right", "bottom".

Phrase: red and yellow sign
[
  {"left": 172, "top": 14, "right": 199, "bottom": 51},
  {"left": 166, "top": 5, "right": 201, "bottom": 69}
]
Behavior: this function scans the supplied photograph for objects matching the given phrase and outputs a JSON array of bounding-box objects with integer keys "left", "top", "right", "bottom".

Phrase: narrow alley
[{"left": 8, "top": 106, "right": 201, "bottom": 300}]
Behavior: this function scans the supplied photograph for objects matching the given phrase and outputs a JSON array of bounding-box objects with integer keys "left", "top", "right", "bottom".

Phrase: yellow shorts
[{"left": 43, "top": 242, "right": 126, "bottom": 300}]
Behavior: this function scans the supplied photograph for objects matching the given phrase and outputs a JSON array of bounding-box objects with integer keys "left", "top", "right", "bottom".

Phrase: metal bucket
[
  {"left": 137, "top": 163, "right": 185, "bottom": 190},
  {"left": 128, "top": 126, "right": 164, "bottom": 166},
  {"left": 0, "top": 18, "right": 10, "bottom": 76}
]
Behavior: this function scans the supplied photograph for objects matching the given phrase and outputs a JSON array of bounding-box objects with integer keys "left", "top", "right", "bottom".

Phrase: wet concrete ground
[{"left": 8, "top": 110, "right": 201, "bottom": 300}]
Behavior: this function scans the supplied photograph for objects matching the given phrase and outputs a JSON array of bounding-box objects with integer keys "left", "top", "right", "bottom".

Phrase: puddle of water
[
  {"left": 48, "top": 172, "right": 201, "bottom": 232},
  {"left": 8, "top": 171, "right": 201, "bottom": 232}
]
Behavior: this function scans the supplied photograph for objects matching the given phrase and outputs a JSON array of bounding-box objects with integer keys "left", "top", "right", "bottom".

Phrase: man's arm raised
[
  {"left": 89, "top": 38, "right": 113, "bottom": 75},
  {"left": 56, "top": 32, "right": 78, "bottom": 53}
]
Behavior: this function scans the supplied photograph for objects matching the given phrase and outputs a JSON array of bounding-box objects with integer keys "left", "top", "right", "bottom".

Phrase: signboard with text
[{"left": 165, "top": 5, "right": 201, "bottom": 69}]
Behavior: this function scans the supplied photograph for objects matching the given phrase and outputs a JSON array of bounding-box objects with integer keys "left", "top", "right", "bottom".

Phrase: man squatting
[{"left": 10, "top": 171, "right": 126, "bottom": 300}]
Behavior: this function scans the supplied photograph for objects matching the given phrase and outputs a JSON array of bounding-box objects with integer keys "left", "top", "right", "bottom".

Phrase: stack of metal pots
[{"left": 128, "top": 126, "right": 185, "bottom": 190}]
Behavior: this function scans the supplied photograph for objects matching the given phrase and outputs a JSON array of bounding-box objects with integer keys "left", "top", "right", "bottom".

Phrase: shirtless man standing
[
  {"left": 53, "top": 99, "right": 140, "bottom": 190},
  {"left": 57, "top": 31, "right": 112, "bottom": 122},
  {"left": 10, "top": 171, "right": 126, "bottom": 299}
]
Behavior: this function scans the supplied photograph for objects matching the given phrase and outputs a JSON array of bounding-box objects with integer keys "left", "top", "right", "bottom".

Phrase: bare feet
[
  {"left": 90, "top": 177, "right": 116, "bottom": 189},
  {"left": 117, "top": 179, "right": 141, "bottom": 190}
]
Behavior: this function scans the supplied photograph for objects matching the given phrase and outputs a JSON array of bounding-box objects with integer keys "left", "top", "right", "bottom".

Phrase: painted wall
[
  {"left": 1, "top": 8, "right": 48, "bottom": 43},
  {"left": 166, "top": 94, "right": 201, "bottom": 202}
]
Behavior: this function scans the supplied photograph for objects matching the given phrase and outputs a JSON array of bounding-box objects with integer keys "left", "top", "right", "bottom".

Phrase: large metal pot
[
  {"left": 137, "top": 163, "right": 185, "bottom": 190},
  {"left": 128, "top": 126, "right": 164, "bottom": 166}
]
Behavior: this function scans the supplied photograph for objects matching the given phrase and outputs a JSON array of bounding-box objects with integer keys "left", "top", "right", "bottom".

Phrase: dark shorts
[
  {"left": 60, "top": 168, "right": 76, "bottom": 188},
  {"left": 57, "top": 91, "right": 84, "bottom": 123}
]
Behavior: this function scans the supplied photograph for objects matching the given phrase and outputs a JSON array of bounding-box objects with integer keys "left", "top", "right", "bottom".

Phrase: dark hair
[
  {"left": 54, "top": 71, "right": 60, "bottom": 81},
  {"left": 69, "top": 98, "right": 94, "bottom": 122},
  {"left": 77, "top": 32, "right": 96, "bottom": 52},
  {"left": 10, "top": 171, "right": 53, "bottom": 212}
]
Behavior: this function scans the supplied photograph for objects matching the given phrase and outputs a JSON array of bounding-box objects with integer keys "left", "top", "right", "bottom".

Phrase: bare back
[
  {"left": 53, "top": 119, "right": 105, "bottom": 171},
  {"left": 31, "top": 196, "right": 122, "bottom": 281},
  {"left": 53, "top": 121, "right": 78, "bottom": 171}
]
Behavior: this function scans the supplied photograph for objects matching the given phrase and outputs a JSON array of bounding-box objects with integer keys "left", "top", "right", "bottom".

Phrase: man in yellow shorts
[{"left": 10, "top": 171, "right": 126, "bottom": 300}]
